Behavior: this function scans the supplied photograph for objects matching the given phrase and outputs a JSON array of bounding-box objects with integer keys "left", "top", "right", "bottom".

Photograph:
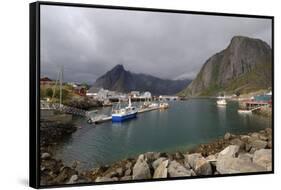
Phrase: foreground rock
[
  {"left": 153, "top": 160, "right": 169, "bottom": 178},
  {"left": 193, "top": 157, "right": 212, "bottom": 175},
  {"left": 253, "top": 149, "right": 272, "bottom": 171},
  {"left": 168, "top": 160, "right": 192, "bottom": 177},
  {"left": 132, "top": 154, "right": 151, "bottom": 180},
  {"left": 216, "top": 156, "right": 265, "bottom": 174},
  {"left": 41, "top": 128, "right": 272, "bottom": 185},
  {"left": 216, "top": 145, "right": 266, "bottom": 174}
]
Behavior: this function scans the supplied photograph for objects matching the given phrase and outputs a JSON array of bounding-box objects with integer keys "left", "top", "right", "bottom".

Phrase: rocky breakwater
[
  {"left": 40, "top": 109, "right": 77, "bottom": 147},
  {"left": 40, "top": 128, "right": 272, "bottom": 185},
  {"left": 40, "top": 152, "right": 88, "bottom": 186},
  {"left": 40, "top": 120, "right": 77, "bottom": 147},
  {"left": 88, "top": 128, "right": 272, "bottom": 182},
  {"left": 66, "top": 97, "right": 102, "bottom": 110}
]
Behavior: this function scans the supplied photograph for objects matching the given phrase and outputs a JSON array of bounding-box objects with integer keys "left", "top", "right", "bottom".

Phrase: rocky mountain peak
[
  {"left": 93, "top": 65, "right": 191, "bottom": 95},
  {"left": 179, "top": 36, "right": 272, "bottom": 97},
  {"left": 110, "top": 64, "right": 125, "bottom": 73}
]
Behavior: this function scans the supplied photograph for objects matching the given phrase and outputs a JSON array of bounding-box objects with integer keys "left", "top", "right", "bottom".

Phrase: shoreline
[{"left": 40, "top": 127, "right": 272, "bottom": 185}]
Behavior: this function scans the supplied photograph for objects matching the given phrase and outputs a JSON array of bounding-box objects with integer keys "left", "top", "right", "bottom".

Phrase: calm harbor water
[{"left": 53, "top": 99, "right": 271, "bottom": 170}]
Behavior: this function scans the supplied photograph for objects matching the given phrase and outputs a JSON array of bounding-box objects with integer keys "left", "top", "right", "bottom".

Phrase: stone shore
[
  {"left": 40, "top": 128, "right": 272, "bottom": 185},
  {"left": 40, "top": 121, "right": 77, "bottom": 147}
]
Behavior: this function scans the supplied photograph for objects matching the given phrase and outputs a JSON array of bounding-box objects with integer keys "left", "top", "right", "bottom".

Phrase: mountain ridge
[{"left": 93, "top": 64, "right": 191, "bottom": 95}]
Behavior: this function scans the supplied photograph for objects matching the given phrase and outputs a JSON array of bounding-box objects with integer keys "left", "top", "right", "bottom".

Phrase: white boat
[
  {"left": 149, "top": 103, "right": 159, "bottom": 108},
  {"left": 216, "top": 96, "right": 227, "bottom": 106},
  {"left": 237, "top": 109, "right": 252, "bottom": 114},
  {"left": 159, "top": 102, "right": 169, "bottom": 109},
  {"left": 217, "top": 99, "right": 227, "bottom": 105},
  {"left": 112, "top": 97, "right": 138, "bottom": 122}
]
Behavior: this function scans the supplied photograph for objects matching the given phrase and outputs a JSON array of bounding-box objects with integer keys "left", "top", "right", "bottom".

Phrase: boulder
[
  {"left": 183, "top": 159, "right": 191, "bottom": 169},
  {"left": 41, "top": 152, "right": 51, "bottom": 160},
  {"left": 224, "top": 132, "right": 231, "bottom": 140},
  {"left": 240, "top": 135, "right": 251, "bottom": 142},
  {"left": 258, "top": 134, "right": 268, "bottom": 141},
  {"left": 132, "top": 154, "right": 151, "bottom": 180},
  {"left": 120, "top": 176, "right": 132, "bottom": 181},
  {"left": 216, "top": 157, "right": 266, "bottom": 174},
  {"left": 267, "top": 141, "right": 272, "bottom": 149},
  {"left": 206, "top": 154, "right": 217, "bottom": 161},
  {"left": 230, "top": 138, "right": 245, "bottom": 151},
  {"left": 71, "top": 160, "right": 79, "bottom": 169},
  {"left": 185, "top": 153, "right": 202, "bottom": 169},
  {"left": 152, "top": 157, "right": 167, "bottom": 170},
  {"left": 95, "top": 176, "right": 118, "bottom": 182},
  {"left": 104, "top": 171, "right": 117, "bottom": 178},
  {"left": 54, "top": 167, "right": 77, "bottom": 183},
  {"left": 193, "top": 158, "right": 212, "bottom": 175},
  {"left": 190, "top": 169, "right": 196, "bottom": 176},
  {"left": 144, "top": 152, "right": 160, "bottom": 163},
  {"left": 253, "top": 149, "right": 272, "bottom": 171},
  {"left": 66, "top": 174, "right": 78, "bottom": 184},
  {"left": 238, "top": 153, "right": 253, "bottom": 163},
  {"left": 153, "top": 160, "right": 169, "bottom": 178},
  {"left": 125, "top": 162, "right": 132, "bottom": 169},
  {"left": 116, "top": 167, "right": 123, "bottom": 177},
  {"left": 124, "top": 168, "right": 131, "bottom": 176},
  {"left": 251, "top": 132, "right": 260, "bottom": 140},
  {"left": 265, "top": 128, "right": 272, "bottom": 134},
  {"left": 218, "top": 145, "right": 240, "bottom": 159},
  {"left": 175, "top": 152, "right": 185, "bottom": 160},
  {"left": 205, "top": 154, "right": 217, "bottom": 167},
  {"left": 168, "top": 160, "right": 192, "bottom": 177},
  {"left": 247, "top": 139, "right": 267, "bottom": 152}
]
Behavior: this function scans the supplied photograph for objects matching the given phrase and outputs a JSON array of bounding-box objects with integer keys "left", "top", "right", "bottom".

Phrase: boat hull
[
  {"left": 112, "top": 112, "right": 137, "bottom": 122},
  {"left": 238, "top": 110, "right": 252, "bottom": 114}
]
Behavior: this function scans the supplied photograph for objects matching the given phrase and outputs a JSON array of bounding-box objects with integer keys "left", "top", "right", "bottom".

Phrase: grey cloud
[{"left": 40, "top": 5, "right": 272, "bottom": 84}]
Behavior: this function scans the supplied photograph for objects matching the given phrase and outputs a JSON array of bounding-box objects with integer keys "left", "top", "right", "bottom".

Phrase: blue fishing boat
[{"left": 112, "top": 97, "right": 138, "bottom": 122}]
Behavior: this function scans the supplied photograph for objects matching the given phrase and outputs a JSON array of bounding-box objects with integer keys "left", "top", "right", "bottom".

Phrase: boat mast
[
  {"left": 59, "top": 65, "right": 63, "bottom": 108},
  {"left": 128, "top": 96, "right": 132, "bottom": 107}
]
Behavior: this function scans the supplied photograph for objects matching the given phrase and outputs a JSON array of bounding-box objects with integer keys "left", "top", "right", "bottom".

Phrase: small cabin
[
  {"left": 40, "top": 77, "right": 54, "bottom": 85},
  {"left": 74, "top": 86, "right": 87, "bottom": 96}
]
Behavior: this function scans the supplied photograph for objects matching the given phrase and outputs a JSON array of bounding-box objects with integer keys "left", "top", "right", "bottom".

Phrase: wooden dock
[
  {"left": 137, "top": 106, "right": 159, "bottom": 113},
  {"left": 238, "top": 100, "right": 270, "bottom": 114}
]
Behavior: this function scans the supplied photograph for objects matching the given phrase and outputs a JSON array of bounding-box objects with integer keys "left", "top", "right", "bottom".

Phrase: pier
[
  {"left": 89, "top": 106, "right": 162, "bottom": 124},
  {"left": 40, "top": 101, "right": 97, "bottom": 119},
  {"left": 238, "top": 100, "right": 270, "bottom": 113}
]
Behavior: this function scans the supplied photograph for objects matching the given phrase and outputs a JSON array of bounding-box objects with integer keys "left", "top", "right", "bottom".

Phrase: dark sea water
[{"left": 53, "top": 99, "right": 271, "bottom": 170}]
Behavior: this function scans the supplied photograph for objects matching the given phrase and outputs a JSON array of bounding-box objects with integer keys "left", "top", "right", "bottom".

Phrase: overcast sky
[{"left": 40, "top": 5, "right": 272, "bottom": 84}]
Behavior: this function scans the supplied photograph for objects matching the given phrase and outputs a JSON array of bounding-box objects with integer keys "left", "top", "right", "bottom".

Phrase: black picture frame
[{"left": 30, "top": 1, "right": 274, "bottom": 189}]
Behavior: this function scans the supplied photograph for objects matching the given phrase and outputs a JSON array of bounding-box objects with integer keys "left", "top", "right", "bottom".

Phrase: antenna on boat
[{"left": 128, "top": 96, "right": 132, "bottom": 107}]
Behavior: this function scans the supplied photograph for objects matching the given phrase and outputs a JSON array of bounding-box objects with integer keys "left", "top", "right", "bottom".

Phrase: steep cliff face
[
  {"left": 180, "top": 36, "right": 272, "bottom": 96},
  {"left": 93, "top": 64, "right": 191, "bottom": 95}
]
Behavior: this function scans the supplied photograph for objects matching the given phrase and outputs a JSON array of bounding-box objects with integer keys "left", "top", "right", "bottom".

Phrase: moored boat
[
  {"left": 112, "top": 97, "right": 138, "bottom": 122},
  {"left": 159, "top": 102, "right": 169, "bottom": 109},
  {"left": 149, "top": 102, "right": 159, "bottom": 108},
  {"left": 216, "top": 96, "right": 227, "bottom": 106},
  {"left": 237, "top": 109, "right": 252, "bottom": 114}
]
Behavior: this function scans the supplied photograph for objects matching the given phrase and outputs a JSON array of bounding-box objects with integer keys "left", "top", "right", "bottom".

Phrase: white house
[
  {"left": 140, "top": 91, "right": 152, "bottom": 99},
  {"left": 130, "top": 91, "right": 140, "bottom": 98},
  {"left": 86, "top": 87, "right": 100, "bottom": 97}
]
